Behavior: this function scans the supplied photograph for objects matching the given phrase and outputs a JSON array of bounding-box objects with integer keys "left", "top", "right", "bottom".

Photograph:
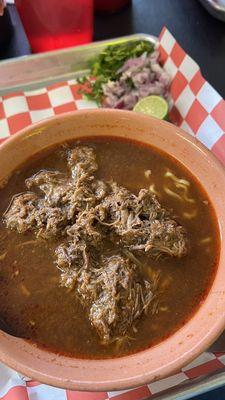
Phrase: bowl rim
[{"left": 0, "top": 108, "right": 225, "bottom": 391}]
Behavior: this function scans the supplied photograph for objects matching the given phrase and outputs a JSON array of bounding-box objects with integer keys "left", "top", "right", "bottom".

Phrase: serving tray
[
  {"left": 0, "top": 33, "right": 225, "bottom": 400},
  {"left": 0, "top": 33, "right": 157, "bottom": 95},
  {"left": 199, "top": 0, "right": 225, "bottom": 21}
]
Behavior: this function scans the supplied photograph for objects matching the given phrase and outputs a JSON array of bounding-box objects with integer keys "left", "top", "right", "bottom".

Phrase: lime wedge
[{"left": 133, "top": 95, "right": 168, "bottom": 120}]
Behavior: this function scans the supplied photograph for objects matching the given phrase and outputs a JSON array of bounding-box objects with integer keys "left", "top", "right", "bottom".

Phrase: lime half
[{"left": 133, "top": 95, "right": 168, "bottom": 120}]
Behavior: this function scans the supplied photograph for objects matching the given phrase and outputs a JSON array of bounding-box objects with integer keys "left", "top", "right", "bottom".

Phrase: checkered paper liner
[{"left": 0, "top": 27, "right": 225, "bottom": 400}]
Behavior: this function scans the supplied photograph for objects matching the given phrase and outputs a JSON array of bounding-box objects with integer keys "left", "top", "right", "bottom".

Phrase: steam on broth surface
[{"left": 0, "top": 137, "right": 219, "bottom": 359}]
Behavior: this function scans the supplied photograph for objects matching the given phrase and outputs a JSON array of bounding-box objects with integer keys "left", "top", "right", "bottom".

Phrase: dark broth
[{"left": 0, "top": 137, "right": 219, "bottom": 359}]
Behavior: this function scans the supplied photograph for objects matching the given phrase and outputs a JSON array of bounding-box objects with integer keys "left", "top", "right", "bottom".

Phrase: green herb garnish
[{"left": 80, "top": 40, "right": 154, "bottom": 104}]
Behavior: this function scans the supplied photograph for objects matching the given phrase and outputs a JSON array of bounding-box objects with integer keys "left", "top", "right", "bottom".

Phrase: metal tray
[
  {"left": 0, "top": 33, "right": 157, "bottom": 95},
  {"left": 199, "top": 0, "right": 225, "bottom": 21},
  {"left": 1, "top": 33, "right": 225, "bottom": 399}
]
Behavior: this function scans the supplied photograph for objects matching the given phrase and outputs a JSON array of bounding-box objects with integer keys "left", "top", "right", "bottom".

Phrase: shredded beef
[
  {"left": 86, "top": 255, "right": 154, "bottom": 343},
  {"left": 4, "top": 147, "right": 105, "bottom": 237},
  {"left": 57, "top": 251, "right": 154, "bottom": 343},
  {"left": 56, "top": 236, "right": 90, "bottom": 273},
  {"left": 68, "top": 146, "right": 98, "bottom": 180},
  {"left": 3, "top": 144, "right": 188, "bottom": 344},
  {"left": 96, "top": 183, "right": 187, "bottom": 257},
  {"left": 26, "top": 170, "right": 73, "bottom": 207},
  {"left": 4, "top": 192, "right": 39, "bottom": 233},
  {"left": 4, "top": 192, "right": 67, "bottom": 238}
]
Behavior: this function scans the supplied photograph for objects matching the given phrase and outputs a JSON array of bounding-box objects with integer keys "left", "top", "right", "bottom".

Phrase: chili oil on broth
[{"left": 0, "top": 136, "right": 219, "bottom": 359}]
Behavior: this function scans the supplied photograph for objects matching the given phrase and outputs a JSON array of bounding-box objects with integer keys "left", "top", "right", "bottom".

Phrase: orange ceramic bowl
[{"left": 0, "top": 109, "right": 225, "bottom": 391}]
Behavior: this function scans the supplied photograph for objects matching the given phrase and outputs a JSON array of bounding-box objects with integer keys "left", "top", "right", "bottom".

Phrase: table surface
[
  {"left": 0, "top": 2, "right": 225, "bottom": 399},
  {"left": 1, "top": 0, "right": 225, "bottom": 98}
]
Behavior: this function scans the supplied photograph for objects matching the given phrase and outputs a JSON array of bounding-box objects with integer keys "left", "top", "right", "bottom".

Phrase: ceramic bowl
[{"left": 0, "top": 109, "right": 225, "bottom": 391}]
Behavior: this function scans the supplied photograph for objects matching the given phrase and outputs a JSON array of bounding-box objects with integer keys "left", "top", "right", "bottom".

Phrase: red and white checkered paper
[{"left": 0, "top": 27, "right": 225, "bottom": 400}]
